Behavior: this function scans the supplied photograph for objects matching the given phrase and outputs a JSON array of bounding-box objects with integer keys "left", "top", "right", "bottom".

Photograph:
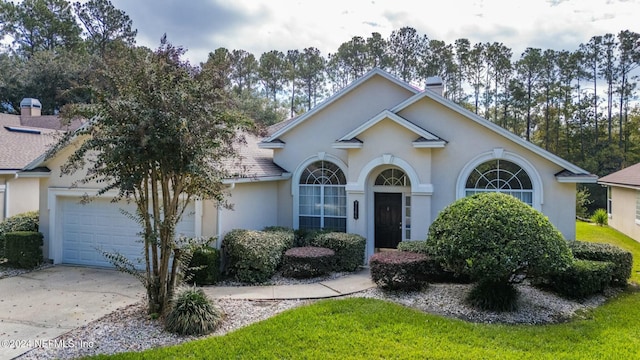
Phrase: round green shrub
[
  {"left": 427, "top": 193, "right": 573, "bottom": 310},
  {"left": 165, "top": 287, "right": 223, "bottom": 336}
]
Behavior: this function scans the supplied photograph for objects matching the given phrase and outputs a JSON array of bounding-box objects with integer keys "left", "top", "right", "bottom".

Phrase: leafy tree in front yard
[{"left": 50, "top": 36, "right": 248, "bottom": 314}]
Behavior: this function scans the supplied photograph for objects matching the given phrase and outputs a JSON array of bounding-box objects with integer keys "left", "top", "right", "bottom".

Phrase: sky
[{"left": 109, "top": 0, "right": 639, "bottom": 65}]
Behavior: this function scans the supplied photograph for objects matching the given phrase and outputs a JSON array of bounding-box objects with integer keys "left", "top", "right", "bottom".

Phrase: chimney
[
  {"left": 425, "top": 77, "right": 444, "bottom": 96},
  {"left": 20, "top": 98, "right": 42, "bottom": 117}
]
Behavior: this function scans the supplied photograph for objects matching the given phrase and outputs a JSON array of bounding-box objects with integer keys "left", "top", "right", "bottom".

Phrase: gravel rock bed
[
  {"left": 0, "top": 262, "right": 53, "bottom": 279},
  {"left": 16, "top": 275, "right": 617, "bottom": 359}
]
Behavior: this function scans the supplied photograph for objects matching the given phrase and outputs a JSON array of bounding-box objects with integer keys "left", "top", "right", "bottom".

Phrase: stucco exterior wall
[
  {"left": 5, "top": 177, "right": 40, "bottom": 217},
  {"left": 609, "top": 186, "right": 640, "bottom": 242},
  {"left": 218, "top": 181, "right": 280, "bottom": 238}
]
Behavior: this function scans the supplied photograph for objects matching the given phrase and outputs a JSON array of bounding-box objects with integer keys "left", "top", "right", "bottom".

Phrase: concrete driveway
[{"left": 0, "top": 266, "right": 143, "bottom": 360}]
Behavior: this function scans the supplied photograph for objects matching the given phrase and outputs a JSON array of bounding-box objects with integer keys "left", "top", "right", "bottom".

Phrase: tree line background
[{"left": 1, "top": 0, "right": 639, "bottom": 209}]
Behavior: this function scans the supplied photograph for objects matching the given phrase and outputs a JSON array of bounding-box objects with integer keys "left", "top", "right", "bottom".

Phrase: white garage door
[{"left": 61, "top": 197, "right": 196, "bottom": 268}]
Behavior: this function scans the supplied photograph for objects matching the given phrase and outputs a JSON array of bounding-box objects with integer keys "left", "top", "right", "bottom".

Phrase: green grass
[
  {"left": 576, "top": 221, "right": 640, "bottom": 284},
  {"left": 90, "top": 222, "right": 640, "bottom": 360}
]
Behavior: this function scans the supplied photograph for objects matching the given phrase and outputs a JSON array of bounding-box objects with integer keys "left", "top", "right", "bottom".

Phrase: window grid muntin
[
  {"left": 375, "top": 169, "right": 411, "bottom": 187},
  {"left": 464, "top": 159, "right": 533, "bottom": 206},
  {"left": 299, "top": 161, "right": 346, "bottom": 232}
]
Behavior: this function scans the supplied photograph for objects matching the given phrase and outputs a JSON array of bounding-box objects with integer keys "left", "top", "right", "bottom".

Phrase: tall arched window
[
  {"left": 299, "top": 161, "right": 346, "bottom": 231},
  {"left": 465, "top": 159, "right": 533, "bottom": 205}
]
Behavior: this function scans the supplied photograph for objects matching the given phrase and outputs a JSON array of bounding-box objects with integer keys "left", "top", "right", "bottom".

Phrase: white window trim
[
  {"left": 456, "top": 149, "right": 544, "bottom": 211},
  {"left": 292, "top": 153, "right": 348, "bottom": 229}
]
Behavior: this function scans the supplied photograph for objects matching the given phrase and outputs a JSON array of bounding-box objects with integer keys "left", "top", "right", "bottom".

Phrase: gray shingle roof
[
  {"left": 223, "top": 132, "right": 288, "bottom": 180},
  {"left": 0, "top": 114, "right": 59, "bottom": 170},
  {"left": 598, "top": 162, "right": 640, "bottom": 188}
]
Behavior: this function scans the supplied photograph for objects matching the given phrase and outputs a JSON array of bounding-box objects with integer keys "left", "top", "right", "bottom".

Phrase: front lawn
[{"left": 91, "top": 222, "right": 640, "bottom": 359}]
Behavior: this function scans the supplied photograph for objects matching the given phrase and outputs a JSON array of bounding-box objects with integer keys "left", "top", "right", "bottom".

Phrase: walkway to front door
[{"left": 374, "top": 192, "right": 402, "bottom": 248}]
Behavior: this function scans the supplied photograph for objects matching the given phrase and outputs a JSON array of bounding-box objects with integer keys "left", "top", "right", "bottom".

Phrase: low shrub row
[
  {"left": 369, "top": 251, "right": 428, "bottom": 290},
  {"left": 569, "top": 240, "right": 632, "bottom": 286},
  {"left": 311, "top": 232, "right": 365, "bottom": 272},
  {"left": 542, "top": 259, "right": 614, "bottom": 299},
  {"left": 282, "top": 246, "right": 335, "bottom": 279}
]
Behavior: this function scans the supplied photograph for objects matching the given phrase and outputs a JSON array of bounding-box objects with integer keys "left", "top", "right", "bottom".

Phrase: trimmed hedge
[
  {"left": 0, "top": 211, "right": 39, "bottom": 259},
  {"left": 311, "top": 232, "right": 366, "bottom": 272},
  {"left": 397, "top": 241, "right": 466, "bottom": 283},
  {"left": 369, "top": 251, "right": 428, "bottom": 290},
  {"left": 222, "top": 229, "right": 294, "bottom": 284},
  {"left": 569, "top": 240, "right": 632, "bottom": 286},
  {"left": 4, "top": 231, "right": 43, "bottom": 269},
  {"left": 282, "top": 246, "right": 335, "bottom": 279},
  {"left": 185, "top": 246, "right": 220, "bottom": 285},
  {"left": 545, "top": 259, "right": 614, "bottom": 299}
]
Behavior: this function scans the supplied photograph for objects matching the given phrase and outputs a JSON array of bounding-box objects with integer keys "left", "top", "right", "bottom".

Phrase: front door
[{"left": 375, "top": 193, "right": 402, "bottom": 248}]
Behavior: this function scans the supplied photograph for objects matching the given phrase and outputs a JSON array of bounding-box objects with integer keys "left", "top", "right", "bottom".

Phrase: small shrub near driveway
[
  {"left": 223, "top": 229, "right": 293, "bottom": 284},
  {"left": 0, "top": 211, "right": 39, "bottom": 258},
  {"left": 165, "top": 287, "right": 223, "bottom": 336},
  {"left": 4, "top": 231, "right": 43, "bottom": 269},
  {"left": 311, "top": 232, "right": 366, "bottom": 272},
  {"left": 185, "top": 246, "right": 220, "bottom": 285},
  {"left": 569, "top": 240, "right": 632, "bottom": 286},
  {"left": 369, "top": 251, "right": 428, "bottom": 290},
  {"left": 282, "top": 246, "right": 335, "bottom": 279}
]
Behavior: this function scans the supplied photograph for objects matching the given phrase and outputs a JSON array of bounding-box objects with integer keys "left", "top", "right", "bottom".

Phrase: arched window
[
  {"left": 465, "top": 159, "right": 533, "bottom": 205},
  {"left": 375, "top": 169, "right": 410, "bottom": 187},
  {"left": 299, "top": 161, "right": 346, "bottom": 231}
]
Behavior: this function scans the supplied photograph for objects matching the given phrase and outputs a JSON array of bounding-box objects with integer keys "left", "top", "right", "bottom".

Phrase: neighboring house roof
[
  {"left": 0, "top": 114, "right": 59, "bottom": 171},
  {"left": 598, "top": 162, "right": 640, "bottom": 189},
  {"left": 262, "top": 67, "right": 596, "bottom": 182}
]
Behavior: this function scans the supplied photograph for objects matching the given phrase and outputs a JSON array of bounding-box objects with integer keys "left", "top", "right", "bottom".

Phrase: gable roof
[
  {"left": 598, "top": 162, "right": 640, "bottom": 189},
  {"left": 333, "top": 109, "right": 447, "bottom": 149},
  {"left": 390, "top": 82, "right": 594, "bottom": 178},
  {"left": 262, "top": 68, "right": 421, "bottom": 144}
]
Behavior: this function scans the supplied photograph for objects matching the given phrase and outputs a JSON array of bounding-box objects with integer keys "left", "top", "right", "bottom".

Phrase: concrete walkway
[{"left": 202, "top": 268, "right": 375, "bottom": 300}]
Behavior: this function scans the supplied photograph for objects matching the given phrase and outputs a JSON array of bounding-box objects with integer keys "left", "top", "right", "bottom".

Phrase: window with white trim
[
  {"left": 464, "top": 159, "right": 533, "bottom": 206},
  {"left": 299, "top": 161, "right": 346, "bottom": 231}
]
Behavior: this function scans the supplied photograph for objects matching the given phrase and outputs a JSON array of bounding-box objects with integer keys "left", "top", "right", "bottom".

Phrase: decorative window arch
[
  {"left": 375, "top": 168, "right": 411, "bottom": 187},
  {"left": 464, "top": 159, "right": 533, "bottom": 205},
  {"left": 456, "top": 149, "right": 543, "bottom": 210},
  {"left": 298, "top": 160, "right": 347, "bottom": 231}
]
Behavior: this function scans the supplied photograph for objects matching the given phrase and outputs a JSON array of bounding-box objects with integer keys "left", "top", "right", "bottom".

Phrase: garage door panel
[{"left": 61, "top": 197, "right": 195, "bottom": 268}]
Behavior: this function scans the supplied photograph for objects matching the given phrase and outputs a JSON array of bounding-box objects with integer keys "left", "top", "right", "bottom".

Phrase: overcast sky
[{"left": 109, "top": 0, "right": 639, "bottom": 65}]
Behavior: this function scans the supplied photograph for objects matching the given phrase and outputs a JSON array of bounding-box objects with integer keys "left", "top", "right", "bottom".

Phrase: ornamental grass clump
[
  {"left": 427, "top": 192, "right": 573, "bottom": 311},
  {"left": 165, "top": 287, "right": 223, "bottom": 336}
]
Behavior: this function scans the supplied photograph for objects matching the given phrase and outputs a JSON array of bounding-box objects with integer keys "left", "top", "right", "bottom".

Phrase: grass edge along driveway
[{"left": 92, "top": 222, "right": 640, "bottom": 360}]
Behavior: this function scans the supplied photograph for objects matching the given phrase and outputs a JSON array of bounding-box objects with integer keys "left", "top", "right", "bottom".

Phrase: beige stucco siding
[
  {"left": 273, "top": 74, "right": 416, "bottom": 172},
  {"left": 6, "top": 177, "right": 40, "bottom": 217},
  {"left": 608, "top": 186, "right": 640, "bottom": 242},
  {"left": 219, "top": 181, "right": 279, "bottom": 236}
]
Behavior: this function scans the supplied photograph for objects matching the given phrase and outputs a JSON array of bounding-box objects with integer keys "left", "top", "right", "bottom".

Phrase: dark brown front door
[{"left": 375, "top": 193, "right": 402, "bottom": 248}]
